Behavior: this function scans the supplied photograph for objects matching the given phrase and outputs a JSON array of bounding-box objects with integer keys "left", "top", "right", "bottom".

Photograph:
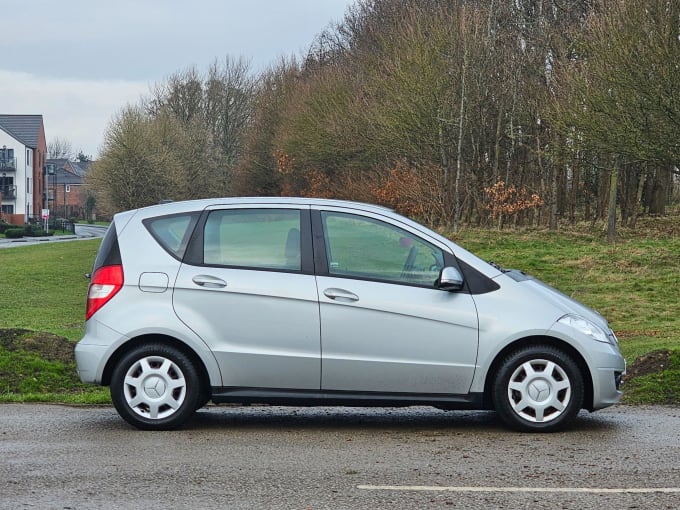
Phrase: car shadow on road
[{"left": 180, "top": 405, "right": 622, "bottom": 434}]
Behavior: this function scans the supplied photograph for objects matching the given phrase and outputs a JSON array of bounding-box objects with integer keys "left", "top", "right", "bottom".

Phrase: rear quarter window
[{"left": 143, "top": 213, "right": 200, "bottom": 260}]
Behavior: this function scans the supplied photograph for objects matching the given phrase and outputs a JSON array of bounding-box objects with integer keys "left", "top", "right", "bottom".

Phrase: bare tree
[{"left": 47, "top": 137, "right": 74, "bottom": 160}]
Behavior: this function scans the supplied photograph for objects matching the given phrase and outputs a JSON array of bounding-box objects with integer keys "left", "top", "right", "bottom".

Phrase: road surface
[{"left": 0, "top": 404, "right": 678, "bottom": 509}]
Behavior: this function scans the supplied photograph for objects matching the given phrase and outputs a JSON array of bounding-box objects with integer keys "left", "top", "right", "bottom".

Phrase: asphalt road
[{"left": 1, "top": 404, "right": 679, "bottom": 509}]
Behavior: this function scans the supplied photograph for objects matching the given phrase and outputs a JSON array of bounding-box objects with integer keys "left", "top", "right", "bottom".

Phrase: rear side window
[
  {"left": 203, "top": 209, "right": 301, "bottom": 271},
  {"left": 143, "top": 213, "right": 200, "bottom": 260}
]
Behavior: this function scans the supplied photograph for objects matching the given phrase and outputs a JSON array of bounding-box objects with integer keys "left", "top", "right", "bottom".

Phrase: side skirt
[{"left": 210, "top": 387, "right": 485, "bottom": 410}]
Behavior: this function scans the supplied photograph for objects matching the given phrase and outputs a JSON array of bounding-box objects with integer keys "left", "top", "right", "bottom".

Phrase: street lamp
[
  {"left": 0, "top": 172, "right": 5, "bottom": 222},
  {"left": 45, "top": 163, "right": 56, "bottom": 233}
]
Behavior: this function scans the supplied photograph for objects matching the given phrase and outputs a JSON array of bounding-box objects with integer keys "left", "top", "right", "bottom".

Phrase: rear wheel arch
[
  {"left": 482, "top": 336, "right": 594, "bottom": 412},
  {"left": 101, "top": 334, "right": 212, "bottom": 401}
]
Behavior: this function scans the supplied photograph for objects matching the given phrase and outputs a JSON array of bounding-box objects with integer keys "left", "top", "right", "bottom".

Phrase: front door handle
[
  {"left": 323, "top": 288, "right": 359, "bottom": 302},
  {"left": 192, "top": 275, "right": 227, "bottom": 289}
]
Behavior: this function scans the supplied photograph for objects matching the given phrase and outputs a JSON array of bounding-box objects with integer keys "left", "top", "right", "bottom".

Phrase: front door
[{"left": 315, "top": 209, "right": 479, "bottom": 395}]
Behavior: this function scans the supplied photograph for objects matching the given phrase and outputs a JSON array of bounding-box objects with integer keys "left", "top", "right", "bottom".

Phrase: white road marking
[{"left": 357, "top": 485, "right": 680, "bottom": 494}]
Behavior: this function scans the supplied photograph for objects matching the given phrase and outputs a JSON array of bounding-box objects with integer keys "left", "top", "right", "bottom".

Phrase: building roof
[
  {"left": 69, "top": 160, "right": 91, "bottom": 178},
  {"left": 47, "top": 158, "right": 92, "bottom": 182},
  {"left": 54, "top": 167, "right": 83, "bottom": 185},
  {"left": 0, "top": 115, "right": 44, "bottom": 149}
]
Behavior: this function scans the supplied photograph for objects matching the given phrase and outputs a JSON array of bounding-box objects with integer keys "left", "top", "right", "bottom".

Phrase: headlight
[{"left": 557, "top": 314, "right": 613, "bottom": 345}]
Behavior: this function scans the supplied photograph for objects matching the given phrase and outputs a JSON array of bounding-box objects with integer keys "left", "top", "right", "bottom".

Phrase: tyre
[
  {"left": 492, "top": 345, "right": 584, "bottom": 432},
  {"left": 110, "top": 343, "right": 201, "bottom": 430}
]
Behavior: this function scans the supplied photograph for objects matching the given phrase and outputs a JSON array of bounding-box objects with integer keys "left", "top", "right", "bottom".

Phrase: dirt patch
[
  {"left": 0, "top": 329, "right": 75, "bottom": 364},
  {"left": 625, "top": 349, "right": 672, "bottom": 379}
]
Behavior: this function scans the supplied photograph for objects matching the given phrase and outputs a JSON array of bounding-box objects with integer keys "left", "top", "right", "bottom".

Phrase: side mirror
[{"left": 437, "top": 266, "right": 464, "bottom": 291}]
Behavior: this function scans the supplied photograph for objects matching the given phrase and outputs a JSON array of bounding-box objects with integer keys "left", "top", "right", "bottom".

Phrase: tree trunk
[
  {"left": 630, "top": 165, "right": 647, "bottom": 228},
  {"left": 648, "top": 166, "right": 670, "bottom": 215},
  {"left": 607, "top": 167, "right": 618, "bottom": 243},
  {"left": 549, "top": 166, "right": 558, "bottom": 230},
  {"left": 453, "top": 47, "right": 468, "bottom": 233}
]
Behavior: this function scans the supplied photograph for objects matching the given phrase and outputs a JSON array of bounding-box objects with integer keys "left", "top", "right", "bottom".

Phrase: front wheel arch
[{"left": 483, "top": 336, "right": 594, "bottom": 412}]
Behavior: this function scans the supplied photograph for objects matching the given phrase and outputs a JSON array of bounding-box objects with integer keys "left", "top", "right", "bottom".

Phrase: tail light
[{"left": 86, "top": 265, "right": 124, "bottom": 320}]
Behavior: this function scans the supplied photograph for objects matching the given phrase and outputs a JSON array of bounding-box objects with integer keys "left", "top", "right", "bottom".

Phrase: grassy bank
[{"left": 0, "top": 217, "right": 678, "bottom": 405}]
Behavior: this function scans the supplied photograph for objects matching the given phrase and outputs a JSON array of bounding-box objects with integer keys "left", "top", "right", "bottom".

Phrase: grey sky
[{"left": 1, "top": 0, "right": 355, "bottom": 157}]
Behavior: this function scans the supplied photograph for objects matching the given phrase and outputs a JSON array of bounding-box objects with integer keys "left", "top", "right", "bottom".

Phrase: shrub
[
  {"left": 5, "top": 228, "right": 24, "bottom": 239},
  {"left": 22, "top": 224, "right": 37, "bottom": 236}
]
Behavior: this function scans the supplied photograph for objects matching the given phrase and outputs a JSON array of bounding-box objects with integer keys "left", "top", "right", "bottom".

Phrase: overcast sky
[{"left": 1, "top": 0, "right": 355, "bottom": 158}]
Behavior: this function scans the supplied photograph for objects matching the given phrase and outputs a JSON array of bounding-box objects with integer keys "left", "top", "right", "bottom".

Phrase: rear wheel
[
  {"left": 110, "top": 343, "right": 201, "bottom": 430},
  {"left": 492, "top": 345, "right": 584, "bottom": 432}
]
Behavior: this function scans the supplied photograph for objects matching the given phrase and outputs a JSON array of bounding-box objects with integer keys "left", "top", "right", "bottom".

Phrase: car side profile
[{"left": 75, "top": 198, "right": 625, "bottom": 432}]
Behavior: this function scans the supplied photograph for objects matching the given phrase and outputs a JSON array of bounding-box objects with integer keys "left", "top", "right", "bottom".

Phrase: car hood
[{"left": 500, "top": 269, "right": 610, "bottom": 331}]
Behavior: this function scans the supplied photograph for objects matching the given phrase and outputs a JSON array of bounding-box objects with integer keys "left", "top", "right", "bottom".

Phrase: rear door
[
  {"left": 172, "top": 205, "right": 321, "bottom": 390},
  {"left": 313, "top": 208, "right": 479, "bottom": 395}
]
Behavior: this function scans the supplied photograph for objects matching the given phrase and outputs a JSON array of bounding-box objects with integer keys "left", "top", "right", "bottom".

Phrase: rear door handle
[
  {"left": 192, "top": 275, "right": 227, "bottom": 289},
  {"left": 323, "top": 288, "right": 359, "bottom": 302}
]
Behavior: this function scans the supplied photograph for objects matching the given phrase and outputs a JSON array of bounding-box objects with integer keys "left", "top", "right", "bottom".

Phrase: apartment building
[{"left": 0, "top": 114, "right": 47, "bottom": 224}]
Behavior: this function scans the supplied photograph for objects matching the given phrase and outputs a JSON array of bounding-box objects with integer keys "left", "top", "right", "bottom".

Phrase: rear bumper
[{"left": 74, "top": 341, "right": 109, "bottom": 384}]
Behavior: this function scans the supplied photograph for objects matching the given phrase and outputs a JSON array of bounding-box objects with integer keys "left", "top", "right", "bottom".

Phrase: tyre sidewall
[
  {"left": 110, "top": 343, "right": 201, "bottom": 431},
  {"left": 492, "top": 346, "right": 584, "bottom": 433}
]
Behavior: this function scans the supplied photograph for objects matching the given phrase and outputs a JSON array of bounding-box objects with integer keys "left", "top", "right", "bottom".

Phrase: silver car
[{"left": 75, "top": 198, "right": 625, "bottom": 431}]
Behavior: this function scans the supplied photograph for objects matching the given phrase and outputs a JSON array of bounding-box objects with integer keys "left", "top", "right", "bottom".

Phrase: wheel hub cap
[
  {"left": 507, "top": 359, "right": 572, "bottom": 423},
  {"left": 122, "top": 355, "right": 187, "bottom": 420},
  {"left": 143, "top": 376, "right": 167, "bottom": 399},
  {"left": 528, "top": 379, "right": 551, "bottom": 402}
]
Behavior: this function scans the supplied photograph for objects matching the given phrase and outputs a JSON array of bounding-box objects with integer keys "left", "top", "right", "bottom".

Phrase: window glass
[
  {"left": 321, "top": 212, "right": 445, "bottom": 286},
  {"left": 204, "top": 209, "right": 301, "bottom": 271},
  {"left": 144, "top": 213, "right": 199, "bottom": 259}
]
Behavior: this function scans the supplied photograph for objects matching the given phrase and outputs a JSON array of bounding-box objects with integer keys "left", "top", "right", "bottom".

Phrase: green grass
[
  {"left": 623, "top": 351, "right": 680, "bottom": 404},
  {"left": 0, "top": 219, "right": 678, "bottom": 405},
  {"left": 0, "top": 240, "right": 98, "bottom": 341}
]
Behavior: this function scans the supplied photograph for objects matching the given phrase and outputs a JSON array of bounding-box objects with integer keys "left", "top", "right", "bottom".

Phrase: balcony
[
  {"left": 0, "top": 185, "right": 17, "bottom": 200},
  {"left": 0, "top": 157, "right": 17, "bottom": 172}
]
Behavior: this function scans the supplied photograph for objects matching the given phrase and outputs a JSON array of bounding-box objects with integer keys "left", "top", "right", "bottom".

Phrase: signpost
[{"left": 42, "top": 208, "right": 49, "bottom": 234}]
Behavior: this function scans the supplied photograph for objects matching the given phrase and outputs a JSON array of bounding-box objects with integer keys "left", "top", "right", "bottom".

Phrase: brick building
[{"left": 46, "top": 158, "right": 92, "bottom": 219}]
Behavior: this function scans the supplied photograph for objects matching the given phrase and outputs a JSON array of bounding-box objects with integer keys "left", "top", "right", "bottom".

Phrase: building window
[
  {"left": 1, "top": 205, "right": 14, "bottom": 215},
  {"left": 65, "top": 185, "right": 71, "bottom": 193},
  {"left": 27, "top": 177, "right": 32, "bottom": 194},
  {"left": 26, "top": 149, "right": 32, "bottom": 166}
]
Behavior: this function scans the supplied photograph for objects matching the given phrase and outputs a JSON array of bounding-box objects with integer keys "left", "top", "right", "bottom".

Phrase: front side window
[
  {"left": 203, "top": 209, "right": 301, "bottom": 271},
  {"left": 321, "top": 212, "right": 445, "bottom": 287}
]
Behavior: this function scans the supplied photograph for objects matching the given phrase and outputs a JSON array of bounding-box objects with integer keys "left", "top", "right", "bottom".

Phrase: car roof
[{"left": 122, "top": 197, "right": 394, "bottom": 216}]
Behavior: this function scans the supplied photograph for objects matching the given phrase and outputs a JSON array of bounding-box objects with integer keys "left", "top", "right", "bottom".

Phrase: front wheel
[
  {"left": 492, "top": 345, "right": 584, "bottom": 432},
  {"left": 110, "top": 343, "right": 201, "bottom": 430}
]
